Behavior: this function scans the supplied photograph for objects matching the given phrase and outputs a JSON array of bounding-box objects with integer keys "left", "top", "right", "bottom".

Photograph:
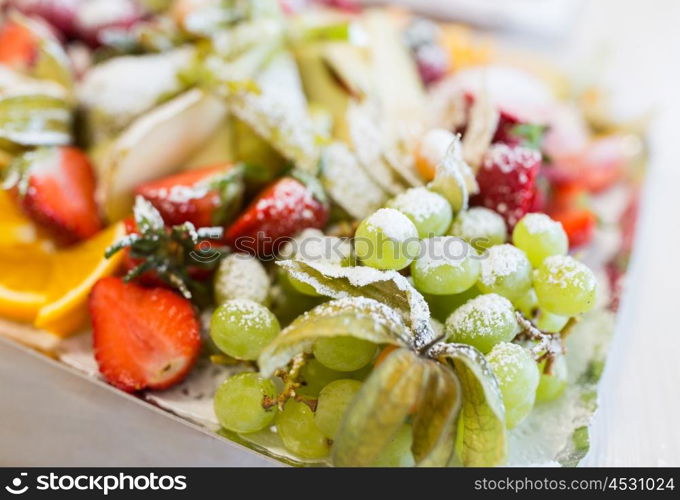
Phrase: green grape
[
  {"left": 270, "top": 269, "right": 324, "bottom": 327},
  {"left": 214, "top": 253, "right": 270, "bottom": 305},
  {"left": 449, "top": 207, "right": 507, "bottom": 251},
  {"left": 534, "top": 255, "right": 598, "bottom": 316},
  {"left": 314, "top": 379, "right": 362, "bottom": 439},
  {"left": 536, "top": 356, "right": 568, "bottom": 403},
  {"left": 487, "top": 342, "right": 540, "bottom": 429},
  {"left": 296, "top": 359, "right": 347, "bottom": 397},
  {"left": 210, "top": 299, "right": 280, "bottom": 360},
  {"left": 276, "top": 399, "right": 330, "bottom": 459},
  {"left": 372, "top": 424, "right": 415, "bottom": 467},
  {"left": 280, "top": 229, "right": 353, "bottom": 296},
  {"left": 512, "top": 213, "right": 568, "bottom": 267},
  {"left": 386, "top": 187, "right": 453, "bottom": 238},
  {"left": 354, "top": 208, "right": 420, "bottom": 271},
  {"left": 425, "top": 286, "right": 481, "bottom": 323},
  {"left": 214, "top": 373, "right": 277, "bottom": 434},
  {"left": 411, "top": 237, "right": 480, "bottom": 295},
  {"left": 445, "top": 293, "right": 518, "bottom": 354},
  {"left": 514, "top": 288, "right": 538, "bottom": 319},
  {"left": 535, "top": 310, "right": 570, "bottom": 333},
  {"left": 313, "top": 336, "right": 377, "bottom": 372},
  {"left": 477, "top": 244, "right": 532, "bottom": 301}
]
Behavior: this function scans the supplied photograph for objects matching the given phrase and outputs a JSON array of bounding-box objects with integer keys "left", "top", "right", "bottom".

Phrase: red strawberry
[
  {"left": 546, "top": 135, "right": 629, "bottom": 193},
  {"left": 552, "top": 209, "right": 597, "bottom": 248},
  {"left": 13, "top": 146, "right": 102, "bottom": 244},
  {"left": 472, "top": 143, "right": 542, "bottom": 228},
  {"left": 135, "top": 164, "right": 236, "bottom": 228},
  {"left": 225, "top": 176, "right": 329, "bottom": 257},
  {"left": 90, "top": 277, "right": 201, "bottom": 392},
  {"left": 0, "top": 19, "right": 39, "bottom": 67}
]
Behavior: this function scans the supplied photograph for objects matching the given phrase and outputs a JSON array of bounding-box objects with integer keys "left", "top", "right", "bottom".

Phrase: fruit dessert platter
[{"left": 0, "top": 0, "right": 645, "bottom": 467}]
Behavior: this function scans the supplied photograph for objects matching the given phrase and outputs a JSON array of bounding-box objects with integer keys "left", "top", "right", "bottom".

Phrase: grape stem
[
  {"left": 262, "top": 353, "right": 318, "bottom": 411},
  {"left": 514, "top": 312, "right": 563, "bottom": 375}
]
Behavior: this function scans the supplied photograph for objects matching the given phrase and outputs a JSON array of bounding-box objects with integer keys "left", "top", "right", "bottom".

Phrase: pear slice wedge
[{"left": 97, "top": 88, "right": 227, "bottom": 221}]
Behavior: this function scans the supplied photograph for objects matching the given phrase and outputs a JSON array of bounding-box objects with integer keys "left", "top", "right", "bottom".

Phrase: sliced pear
[
  {"left": 294, "top": 42, "right": 353, "bottom": 140},
  {"left": 320, "top": 142, "right": 386, "bottom": 220},
  {"left": 78, "top": 47, "right": 195, "bottom": 144},
  {"left": 360, "top": 9, "right": 426, "bottom": 139},
  {"left": 229, "top": 49, "right": 321, "bottom": 172},
  {"left": 98, "top": 88, "right": 227, "bottom": 221},
  {"left": 183, "top": 116, "right": 237, "bottom": 170}
]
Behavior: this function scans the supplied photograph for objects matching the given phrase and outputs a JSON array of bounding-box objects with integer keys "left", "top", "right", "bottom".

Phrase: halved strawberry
[
  {"left": 10, "top": 146, "right": 102, "bottom": 244},
  {"left": 224, "top": 176, "right": 329, "bottom": 257},
  {"left": 472, "top": 143, "right": 541, "bottom": 228},
  {"left": 0, "top": 19, "right": 39, "bottom": 67},
  {"left": 90, "top": 277, "right": 201, "bottom": 392},
  {"left": 135, "top": 163, "right": 238, "bottom": 228}
]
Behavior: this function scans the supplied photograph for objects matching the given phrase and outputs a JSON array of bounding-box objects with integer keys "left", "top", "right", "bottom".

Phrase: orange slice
[
  {"left": 0, "top": 244, "right": 53, "bottom": 322},
  {"left": 34, "top": 222, "right": 125, "bottom": 336}
]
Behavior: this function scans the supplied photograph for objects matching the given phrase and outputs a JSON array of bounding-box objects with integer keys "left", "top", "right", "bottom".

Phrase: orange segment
[
  {"left": 0, "top": 189, "right": 52, "bottom": 248},
  {"left": 0, "top": 244, "right": 52, "bottom": 322},
  {"left": 34, "top": 222, "right": 125, "bottom": 336}
]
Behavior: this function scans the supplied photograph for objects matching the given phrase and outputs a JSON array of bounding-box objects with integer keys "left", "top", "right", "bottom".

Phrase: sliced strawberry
[
  {"left": 551, "top": 209, "right": 597, "bottom": 249},
  {"left": 224, "top": 176, "right": 329, "bottom": 257},
  {"left": 90, "top": 277, "right": 201, "bottom": 392},
  {"left": 546, "top": 135, "right": 629, "bottom": 193},
  {"left": 135, "top": 164, "right": 236, "bottom": 228},
  {"left": 13, "top": 146, "right": 102, "bottom": 244},
  {"left": 0, "top": 19, "right": 39, "bottom": 67},
  {"left": 472, "top": 143, "right": 542, "bottom": 228}
]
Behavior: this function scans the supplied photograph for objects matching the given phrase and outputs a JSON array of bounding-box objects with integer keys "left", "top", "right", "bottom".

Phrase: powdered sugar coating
[
  {"left": 538, "top": 255, "right": 596, "bottom": 291},
  {"left": 419, "top": 128, "right": 456, "bottom": 167},
  {"left": 480, "top": 244, "right": 530, "bottom": 286},
  {"left": 389, "top": 187, "right": 450, "bottom": 224},
  {"left": 483, "top": 144, "right": 541, "bottom": 175},
  {"left": 364, "top": 208, "right": 418, "bottom": 242},
  {"left": 521, "top": 213, "right": 560, "bottom": 235},
  {"left": 214, "top": 254, "right": 270, "bottom": 305},
  {"left": 450, "top": 207, "right": 507, "bottom": 249},
  {"left": 445, "top": 293, "right": 518, "bottom": 354}
]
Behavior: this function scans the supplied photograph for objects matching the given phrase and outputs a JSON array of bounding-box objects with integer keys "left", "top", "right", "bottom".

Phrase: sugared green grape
[
  {"left": 280, "top": 229, "right": 353, "bottom": 296},
  {"left": 354, "top": 208, "right": 420, "bottom": 270},
  {"left": 477, "top": 244, "right": 532, "bottom": 301},
  {"left": 386, "top": 187, "right": 453, "bottom": 238},
  {"left": 445, "top": 293, "right": 518, "bottom": 354},
  {"left": 276, "top": 399, "right": 330, "bottom": 459},
  {"left": 536, "top": 356, "right": 568, "bottom": 403},
  {"left": 534, "top": 255, "right": 597, "bottom": 316},
  {"left": 425, "top": 286, "right": 481, "bottom": 323},
  {"left": 411, "top": 237, "right": 480, "bottom": 295},
  {"left": 214, "top": 373, "right": 277, "bottom": 433},
  {"left": 514, "top": 288, "right": 538, "bottom": 318},
  {"left": 535, "top": 310, "right": 570, "bottom": 333},
  {"left": 313, "top": 336, "right": 377, "bottom": 372},
  {"left": 372, "top": 424, "right": 415, "bottom": 467},
  {"left": 214, "top": 253, "right": 270, "bottom": 305},
  {"left": 449, "top": 207, "right": 507, "bottom": 251},
  {"left": 487, "top": 342, "right": 540, "bottom": 429},
  {"left": 512, "top": 213, "right": 568, "bottom": 267},
  {"left": 314, "top": 379, "right": 362, "bottom": 439},
  {"left": 210, "top": 299, "right": 280, "bottom": 360}
]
